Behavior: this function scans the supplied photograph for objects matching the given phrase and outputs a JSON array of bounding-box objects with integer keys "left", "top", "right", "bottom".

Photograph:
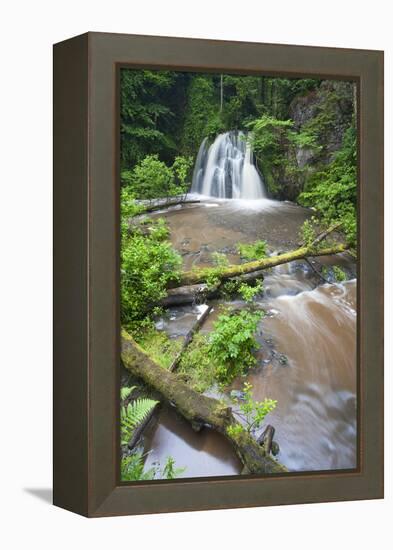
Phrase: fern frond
[
  {"left": 120, "top": 397, "right": 158, "bottom": 445},
  {"left": 120, "top": 386, "right": 136, "bottom": 401}
]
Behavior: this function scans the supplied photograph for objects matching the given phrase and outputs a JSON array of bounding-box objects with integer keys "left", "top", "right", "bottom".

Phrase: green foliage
[
  {"left": 221, "top": 278, "right": 264, "bottom": 302},
  {"left": 211, "top": 251, "right": 229, "bottom": 267},
  {"left": 121, "top": 452, "right": 185, "bottom": 481},
  {"left": 299, "top": 218, "right": 317, "bottom": 247},
  {"left": 122, "top": 154, "right": 174, "bottom": 199},
  {"left": 161, "top": 456, "right": 186, "bottom": 479},
  {"left": 298, "top": 125, "right": 357, "bottom": 245},
  {"left": 226, "top": 424, "right": 244, "bottom": 438},
  {"left": 288, "top": 129, "right": 321, "bottom": 152},
  {"left": 259, "top": 78, "right": 321, "bottom": 119},
  {"left": 120, "top": 69, "right": 180, "bottom": 167},
  {"left": 171, "top": 155, "right": 194, "bottom": 189},
  {"left": 120, "top": 386, "right": 136, "bottom": 401},
  {"left": 237, "top": 240, "right": 267, "bottom": 261},
  {"left": 182, "top": 75, "right": 223, "bottom": 154},
  {"left": 120, "top": 396, "right": 158, "bottom": 445},
  {"left": 178, "top": 333, "right": 218, "bottom": 393},
  {"left": 122, "top": 154, "right": 194, "bottom": 200},
  {"left": 135, "top": 327, "right": 181, "bottom": 369},
  {"left": 179, "top": 308, "right": 264, "bottom": 390},
  {"left": 208, "top": 309, "right": 264, "bottom": 385},
  {"left": 120, "top": 187, "right": 146, "bottom": 237},
  {"left": 121, "top": 452, "right": 157, "bottom": 481},
  {"left": 238, "top": 281, "right": 263, "bottom": 302},
  {"left": 300, "top": 83, "right": 353, "bottom": 154},
  {"left": 232, "top": 382, "right": 277, "bottom": 434},
  {"left": 220, "top": 279, "right": 240, "bottom": 298},
  {"left": 121, "top": 214, "right": 181, "bottom": 325},
  {"left": 201, "top": 252, "right": 230, "bottom": 290},
  {"left": 220, "top": 75, "right": 260, "bottom": 128},
  {"left": 332, "top": 265, "right": 347, "bottom": 282},
  {"left": 246, "top": 115, "right": 299, "bottom": 194},
  {"left": 247, "top": 115, "right": 294, "bottom": 162}
]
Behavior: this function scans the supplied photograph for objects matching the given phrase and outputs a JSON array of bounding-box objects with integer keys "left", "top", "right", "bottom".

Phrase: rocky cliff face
[
  {"left": 291, "top": 80, "right": 354, "bottom": 162},
  {"left": 269, "top": 80, "right": 355, "bottom": 201}
]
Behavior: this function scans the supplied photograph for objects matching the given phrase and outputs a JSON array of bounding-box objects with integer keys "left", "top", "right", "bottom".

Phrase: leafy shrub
[
  {"left": 171, "top": 155, "right": 194, "bottom": 190},
  {"left": 238, "top": 281, "right": 263, "bottom": 302},
  {"left": 124, "top": 154, "right": 174, "bottom": 199},
  {"left": 121, "top": 452, "right": 157, "bottom": 481},
  {"left": 237, "top": 240, "right": 267, "bottom": 261},
  {"left": 182, "top": 75, "right": 222, "bottom": 154},
  {"left": 299, "top": 218, "right": 317, "bottom": 247},
  {"left": 220, "top": 280, "right": 241, "bottom": 298},
  {"left": 121, "top": 217, "right": 181, "bottom": 325},
  {"left": 160, "top": 456, "right": 186, "bottom": 479},
  {"left": 226, "top": 424, "right": 244, "bottom": 438},
  {"left": 332, "top": 265, "right": 347, "bottom": 282},
  {"left": 298, "top": 125, "right": 357, "bottom": 245},
  {"left": 121, "top": 452, "right": 185, "bottom": 481},
  {"left": 221, "top": 280, "right": 263, "bottom": 302},
  {"left": 232, "top": 382, "right": 277, "bottom": 435},
  {"left": 208, "top": 309, "right": 263, "bottom": 385},
  {"left": 122, "top": 154, "right": 194, "bottom": 200},
  {"left": 120, "top": 69, "right": 179, "bottom": 167},
  {"left": 120, "top": 187, "right": 145, "bottom": 231},
  {"left": 199, "top": 252, "right": 230, "bottom": 290}
]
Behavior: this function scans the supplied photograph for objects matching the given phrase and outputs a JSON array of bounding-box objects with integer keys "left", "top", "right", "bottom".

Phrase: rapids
[{"left": 142, "top": 200, "right": 357, "bottom": 478}]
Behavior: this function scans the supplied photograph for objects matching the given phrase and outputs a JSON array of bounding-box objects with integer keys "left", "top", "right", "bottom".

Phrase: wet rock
[
  {"left": 279, "top": 354, "right": 289, "bottom": 366},
  {"left": 271, "top": 441, "right": 280, "bottom": 456}
]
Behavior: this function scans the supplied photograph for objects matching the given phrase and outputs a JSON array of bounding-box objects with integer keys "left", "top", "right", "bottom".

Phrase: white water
[{"left": 191, "top": 131, "right": 267, "bottom": 199}]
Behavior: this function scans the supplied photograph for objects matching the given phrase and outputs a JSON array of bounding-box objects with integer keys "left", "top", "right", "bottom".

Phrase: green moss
[
  {"left": 177, "top": 333, "right": 218, "bottom": 392},
  {"left": 226, "top": 424, "right": 244, "bottom": 438},
  {"left": 135, "top": 327, "right": 181, "bottom": 369}
]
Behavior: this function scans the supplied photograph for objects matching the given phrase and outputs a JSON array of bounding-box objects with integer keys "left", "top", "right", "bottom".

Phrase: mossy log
[
  {"left": 161, "top": 270, "right": 266, "bottom": 307},
  {"left": 160, "top": 283, "right": 211, "bottom": 307},
  {"left": 174, "top": 243, "right": 350, "bottom": 287},
  {"left": 121, "top": 329, "right": 287, "bottom": 474},
  {"left": 139, "top": 197, "right": 200, "bottom": 213},
  {"left": 126, "top": 306, "right": 212, "bottom": 449}
]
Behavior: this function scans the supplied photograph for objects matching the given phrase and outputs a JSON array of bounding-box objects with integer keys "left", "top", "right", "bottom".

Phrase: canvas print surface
[{"left": 119, "top": 69, "right": 357, "bottom": 481}]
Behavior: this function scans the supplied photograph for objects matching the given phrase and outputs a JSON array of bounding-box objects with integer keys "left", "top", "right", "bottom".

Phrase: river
[{"left": 140, "top": 197, "right": 357, "bottom": 478}]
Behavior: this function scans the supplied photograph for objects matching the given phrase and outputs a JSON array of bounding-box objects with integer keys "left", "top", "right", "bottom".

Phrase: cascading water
[{"left": 191, "top": 131, "right": 267, "bottom": 199}]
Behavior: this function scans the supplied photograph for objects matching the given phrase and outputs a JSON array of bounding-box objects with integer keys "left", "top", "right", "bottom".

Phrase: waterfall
[{"left": 191, "top": 131, "right": 266, "bottom": 199}]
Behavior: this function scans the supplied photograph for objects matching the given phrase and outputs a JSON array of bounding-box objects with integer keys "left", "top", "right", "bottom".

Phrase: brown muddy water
[{"left": 142, "top": 198, "right": 357, "bottom": 478}]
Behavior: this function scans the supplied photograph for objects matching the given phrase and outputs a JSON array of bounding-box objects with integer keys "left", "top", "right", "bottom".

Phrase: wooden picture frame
[{"left": 53, "top": 32, "right": 384, "bottom": 517}]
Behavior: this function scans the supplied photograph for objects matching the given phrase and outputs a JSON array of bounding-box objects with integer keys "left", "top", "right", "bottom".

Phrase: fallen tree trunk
[
  {"left": 160, "top": 283, "right": 211, "bottom": 307},
  {"left": 140, "top": 198, "right": 200, "bottom": 213},
  {"left": 161, "top": 270, "right": 266, "bottom": 307},
  {"left": 127, "top": 306, "right": 212, "bottom": 449},
  {"left": 170, "top": 305, "right": 212, "bottom": 372},
  {"left": 121, "top": 329, "right": 287, "bottom": 474},
  {"left": 258, "top": 425, "right": 275, "bottom": 454},
  {"left": 175, "top": 243, "right": 350, "bottom": 287},
  {"left": 303, "top": 258, "right": 332, "bottom": 285},
  {"left": 309, "top": 221, "right": 342, "bottom": 248}
]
